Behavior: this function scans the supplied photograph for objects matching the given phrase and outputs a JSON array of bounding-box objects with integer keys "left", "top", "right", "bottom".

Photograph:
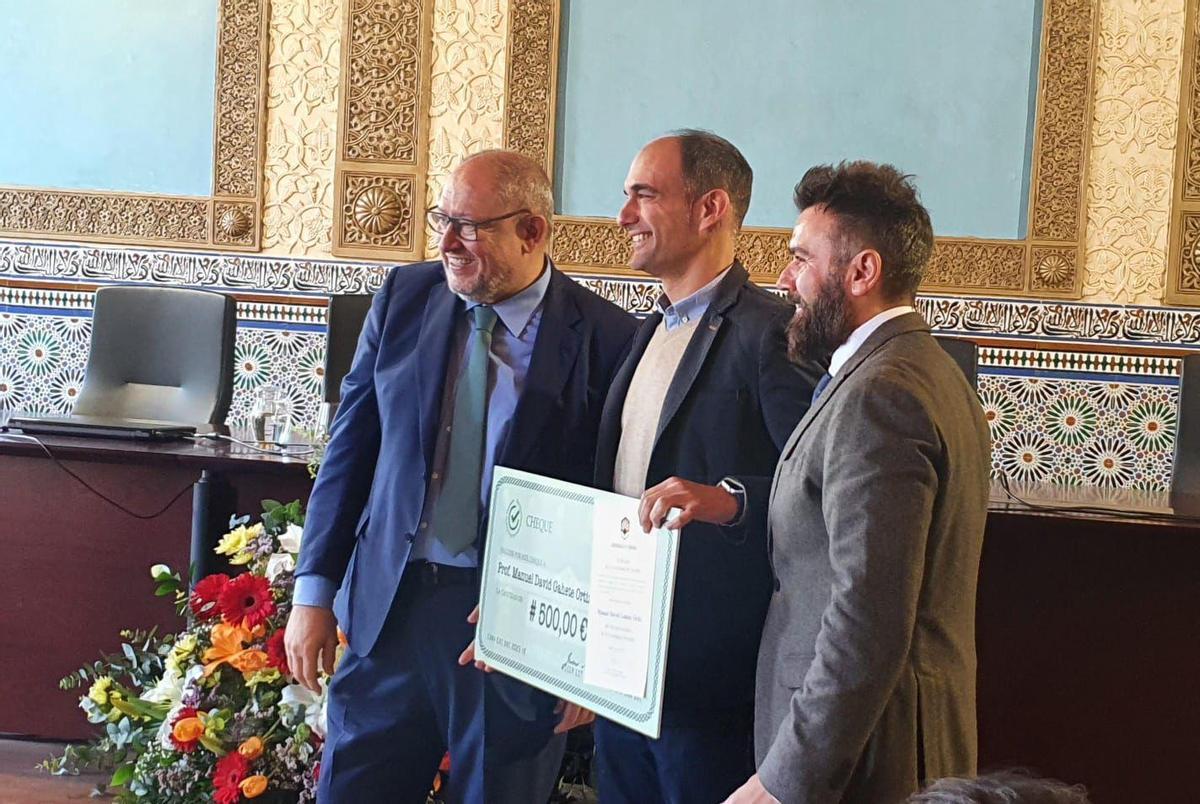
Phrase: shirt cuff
[{"left": 293, "top": 574, "right": 338, "bottom": 609}]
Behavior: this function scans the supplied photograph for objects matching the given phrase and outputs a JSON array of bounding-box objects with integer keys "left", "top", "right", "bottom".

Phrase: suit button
[{"left": 773, "top": 577, "right": 781, "bottom": 592}]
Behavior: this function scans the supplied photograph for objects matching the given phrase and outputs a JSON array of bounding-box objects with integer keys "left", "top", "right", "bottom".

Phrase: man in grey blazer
[{"left": 724, "top": 162, "right": 991, "bottom": 804}]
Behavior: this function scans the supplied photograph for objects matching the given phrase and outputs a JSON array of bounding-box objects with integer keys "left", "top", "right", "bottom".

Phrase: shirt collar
[
  {"left": 656, "top": 264, "right": 733, "bottom": 331},
  {"left": 828, "top": 305, "right": 915, "bottom": 376},
  {"left": 464, "top": 259, "right": 552, "bottom": 337}
]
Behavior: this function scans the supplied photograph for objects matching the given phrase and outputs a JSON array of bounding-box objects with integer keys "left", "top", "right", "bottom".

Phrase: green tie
[{"left": 431, "top": 305, "right": 498, "bottom": 554}]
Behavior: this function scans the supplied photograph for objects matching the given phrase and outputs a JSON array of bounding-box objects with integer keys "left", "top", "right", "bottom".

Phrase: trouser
[{"left": 318, "top": 570, "right": 566, "bottom": 803}]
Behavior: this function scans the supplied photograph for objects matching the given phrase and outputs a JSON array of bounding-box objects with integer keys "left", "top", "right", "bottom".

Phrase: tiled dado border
[
  {"left": 6, "top": 239, "right": 1200, "bottom": 351},
  {"left": 4, "top": 239, "right": 1200, "bottom": 492}
]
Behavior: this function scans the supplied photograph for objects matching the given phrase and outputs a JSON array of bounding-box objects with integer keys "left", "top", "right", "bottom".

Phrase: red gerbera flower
[
  {"left": 189, "top": 573, "right": 230, "bottom": 620},
  {"left": 212, "top": 751, "right": 251, "bottom": 803},
  {"left": 218, "top": 573, "right": 276, "bottom": 629},
  {"left": 266, "top": 627, "right": 289, "bottom": 676}
]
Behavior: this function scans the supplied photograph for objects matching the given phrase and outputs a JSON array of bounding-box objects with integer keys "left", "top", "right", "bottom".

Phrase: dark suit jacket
[
  {"left": 297, "top": 261, "right": 636, "bottom": 656},
  {"left": 594, "top": 262, "right": 822, "bottom": 725},
  {"left": 755, "top": 312, "right": 991, "bottom": 804}
]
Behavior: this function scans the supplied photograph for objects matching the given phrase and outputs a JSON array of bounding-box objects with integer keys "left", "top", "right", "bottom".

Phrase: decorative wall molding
[
  {"left": 503, "top": 0, "right": 1098, "bottom": 298},
  {"left": 0, "top": 0, "right": 269, "bottom": 253},
  {"left": 332, "top": 0, "right": 435, "bottom": 261},
  {"left": 1167, "top": 0, "right": 1200, "bottom": 303}
]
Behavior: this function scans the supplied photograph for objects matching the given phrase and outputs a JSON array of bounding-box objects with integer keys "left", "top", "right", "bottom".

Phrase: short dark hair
[
  {"left": 669, "top": 129, "right": 753, "bottom": 229},
  {"left": 907, "top": 771, "right": 1092, "bottom": 804},
  {"left": 793, "top": 161, "right": 933, "bottom": 300}
]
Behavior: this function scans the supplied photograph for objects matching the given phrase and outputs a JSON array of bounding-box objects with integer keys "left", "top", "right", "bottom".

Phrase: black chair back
[
  {"left": 324, "top": 294, "right": 374, "bottom": 404},
  {"left": 934, "top": 335, "right": 979, "bottom": 390},
  {"left": 1171, "top": 354, "right": 1200, "bottom": 513}
]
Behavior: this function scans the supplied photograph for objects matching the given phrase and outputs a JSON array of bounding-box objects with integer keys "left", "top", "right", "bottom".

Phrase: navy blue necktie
[
  {"left": 430, "top": 305, "right": 498, "bottom": 554},
  {"left": 812, "top": 372, "right": 833, "bottom": 404}
]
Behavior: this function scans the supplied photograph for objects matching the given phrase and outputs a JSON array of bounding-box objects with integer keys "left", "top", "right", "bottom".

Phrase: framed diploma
[{"left": 475, "top": 467, "right": 680, "bottom": 738}]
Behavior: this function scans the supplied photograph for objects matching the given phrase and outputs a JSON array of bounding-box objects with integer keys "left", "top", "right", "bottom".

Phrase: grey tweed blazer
[{"left": 755, "top": 312, "right": 991, "bottom": 804}]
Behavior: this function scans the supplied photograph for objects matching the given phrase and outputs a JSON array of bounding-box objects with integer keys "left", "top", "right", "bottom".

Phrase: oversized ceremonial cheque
[{"left": 475, "top": 467, "right": 680, "bottom": 738}]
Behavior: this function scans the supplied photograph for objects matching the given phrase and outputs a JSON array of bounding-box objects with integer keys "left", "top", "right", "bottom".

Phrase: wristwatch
[{"left": 717, "top": 477, "right": 747, "bottom": 526}]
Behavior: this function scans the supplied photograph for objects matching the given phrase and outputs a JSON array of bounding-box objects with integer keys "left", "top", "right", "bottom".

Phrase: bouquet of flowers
[{"left": 42, "top": 500, "right": 327, "bottom": 803}]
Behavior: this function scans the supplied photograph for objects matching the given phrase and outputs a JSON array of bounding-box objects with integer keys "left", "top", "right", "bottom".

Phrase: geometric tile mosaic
[
  {"left": 0, "top": 311, "right": 326, "bottom": 431},
  {"left": 979, "top": 375, "right": 1177, "bottom": 492}
]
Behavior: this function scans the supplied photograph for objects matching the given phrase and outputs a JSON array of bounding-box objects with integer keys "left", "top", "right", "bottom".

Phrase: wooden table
[
  {"left": 978, "top": 480, "right": 1200, "bottom": 803},
  {"left": 0, "top": 415, "right": 313, "bottom": 740}
]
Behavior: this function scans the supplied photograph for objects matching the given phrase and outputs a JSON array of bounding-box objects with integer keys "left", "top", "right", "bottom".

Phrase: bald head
[
  {"left": 435, "top": 149, "right": 553, "bottom": 303},
  {"left": 454, "top": 149, "right": 555, "bottom": 233}
]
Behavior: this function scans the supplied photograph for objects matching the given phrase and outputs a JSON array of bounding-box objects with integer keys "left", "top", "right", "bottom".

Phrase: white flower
[
  {"left": 279, "top": 523, "right": 304, "bottom": 554},
  {"left": 150, "top": 564, "right": 170, "bottom": 579},
  {"left": 265, "top": 552, "right": 296, "bottom": 583},
  {"left": 142, "top": 663, "right": 183, "bottom": 705},
  {"left": 281, "top": 679, "right": 328, "bottom": 739}
]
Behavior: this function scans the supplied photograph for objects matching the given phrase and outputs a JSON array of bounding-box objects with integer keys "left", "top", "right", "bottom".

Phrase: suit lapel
[
  {"left": 500, "top": 268, "right": 583, "bottom": 468},
  {"left": 652, "top": 262, "right": 748, "bottom": 445},
  {"left": 595, "top": 312, "right": 659, "bottom": 487},
  {"left": 415, "top": 282, "right": 461, "bottom": 474},
  {"left": 780, "top": 311, "right": 931, "bottom": 461}
]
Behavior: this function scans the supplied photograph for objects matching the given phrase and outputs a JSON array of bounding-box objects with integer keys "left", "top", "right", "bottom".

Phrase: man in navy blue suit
[
  {"left": 591, "top": 131, "right": 822, "bottom": 803},
  {"left": 286, "top": 149, "right": 636, "bottom": 803}
]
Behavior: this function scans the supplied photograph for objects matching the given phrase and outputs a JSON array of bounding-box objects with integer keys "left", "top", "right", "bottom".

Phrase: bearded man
[{"left": 723, "top": 161, "right": 991, "bottom": 804}]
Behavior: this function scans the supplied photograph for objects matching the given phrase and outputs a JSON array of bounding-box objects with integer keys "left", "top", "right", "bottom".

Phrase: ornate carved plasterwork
[
  {"left": 924, "top": 240, "right": 1029, "bottom": 292},
  {"left": 1031, "top": 0, "right": 1096, "bottom": 243},
  {"left": 0, "top": 0, "right": 268, "bottom": 252},
  {"left": 424, "top": 0, "right": 508, "bottom": 258},
  {"left": 0, "top": 189, "right": 211, "bottom": 245},
  {"left": 503, "top": 0, "right": 558, "bottom": 175},
  {"left": 261, "top": 0, "right": 341, "bottom": 257},
  {"left": 504, "top": 0, "right": 1097, "bottom": 299},
  {"left": 333, "top": 0, "right": 433, "bottom": 260},
  {"left": 1166, "top": 0, "right": 1200, "bottom": 304},
  {"left": 1082, "top": 0, "right": 1182, "bottom": 305},
  {"left": 341, "top": 0, "right": 425, "bottom": 163},
  {"left": 341, "top": 174, "right": 417, "bottom": 249}
]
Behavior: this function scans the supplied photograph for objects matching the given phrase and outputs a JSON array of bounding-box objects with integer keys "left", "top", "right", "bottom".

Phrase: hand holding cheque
[{"left": 467, "top": 468, "right": 680, "bottom": 738}]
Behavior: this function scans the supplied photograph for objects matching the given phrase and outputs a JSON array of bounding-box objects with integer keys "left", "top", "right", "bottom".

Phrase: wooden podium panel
[{"left": 0, "top": 430, "right": 312, "bottom": 740}]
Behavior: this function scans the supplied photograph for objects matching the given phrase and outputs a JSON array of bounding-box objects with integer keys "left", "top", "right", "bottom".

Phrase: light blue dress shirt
[
  {"left": 658, "top": 264, "right": 732, "bottom": 331},
  {"left": 294, "top": 265, "right": 552, "bottom": 608}
]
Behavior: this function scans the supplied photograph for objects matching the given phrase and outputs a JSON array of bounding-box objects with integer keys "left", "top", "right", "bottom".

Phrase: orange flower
[
  {"left": 172, "top": 716, "right": 205, "bottom": 744},
  {"left": 237, "top": 736, "right": 264, "bottom": 761},
  {"left": 240, "top": 774, "right": 269, "bottom": 798},
  {"left": 203, "top": 622, "right": 254, "bottom": 676},
  {"left": 230, "top": 650, "right": 269, "bottom": 675}
]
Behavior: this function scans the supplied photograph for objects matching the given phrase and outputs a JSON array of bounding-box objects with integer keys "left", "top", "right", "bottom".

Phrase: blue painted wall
[
  {"left": 556, "top": 0, "right": 1042, "bottom": 239},
  {"left": 0, "top": 1, "right": 218, "bottom": 197}
]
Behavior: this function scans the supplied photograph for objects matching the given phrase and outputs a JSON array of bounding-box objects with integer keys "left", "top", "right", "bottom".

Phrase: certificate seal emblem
[
  {"left": 620, "top": 517, "right": 631, "bottom": 538},
  {"left": 506, "top": 499, "right": 523, "bottom": 536}
]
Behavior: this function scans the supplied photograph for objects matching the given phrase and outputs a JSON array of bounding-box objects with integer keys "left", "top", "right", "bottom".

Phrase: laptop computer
[{"left": 5, "top": 414, "right": 197, "bottom": 441}]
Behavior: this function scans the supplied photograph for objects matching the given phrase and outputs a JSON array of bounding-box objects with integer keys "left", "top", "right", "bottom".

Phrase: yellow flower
[
  {"left": 237, "top": 736, "right": 264, "bottom": 761},
  {"left": 166, "top": 633, "right": 198, "bottom": 673},
  {"left": 240, "top": 775, "right": 269, "bottom": 798},
  {"left": 215, "top": 526, "right": 250, "bottom": 557},
  {"left": 87, "top": 677, "right": 113, "bottom": 706},
  {"left": 229, "top": 549, "right": 255, "bottom": 566},
  {"left": 245, "top": 668, "right": 281, "bottom": 688}
]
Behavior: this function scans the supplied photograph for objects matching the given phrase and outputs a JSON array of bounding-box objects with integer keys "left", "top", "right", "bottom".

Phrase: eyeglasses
[{"left": 426, "top": 206, "right": 531, "bottom": 241}]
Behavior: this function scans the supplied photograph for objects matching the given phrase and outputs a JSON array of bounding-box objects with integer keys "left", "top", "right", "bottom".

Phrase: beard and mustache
[{"left": 785, "top": 268, "right": 853, "bottom": 365}]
